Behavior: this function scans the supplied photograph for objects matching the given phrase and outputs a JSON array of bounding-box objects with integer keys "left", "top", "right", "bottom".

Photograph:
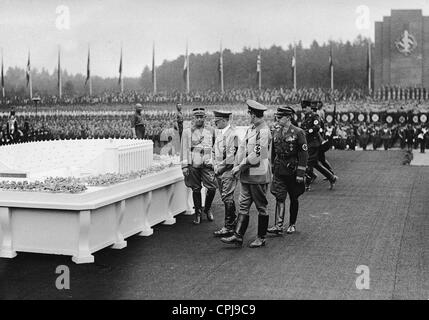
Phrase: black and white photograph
[{"left": 0, "top": 0, "right": 427, "bottom": 304}]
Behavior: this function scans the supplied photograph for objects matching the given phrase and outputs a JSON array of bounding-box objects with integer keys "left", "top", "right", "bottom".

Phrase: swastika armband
[
  {"left": 302, "top": 144, "right": 308, "bottom": 151},
  {"left": 314, "top": 120, "right": 319, "bottom": 125}
]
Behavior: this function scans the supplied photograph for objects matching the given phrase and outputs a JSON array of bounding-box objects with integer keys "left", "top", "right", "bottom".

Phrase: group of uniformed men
[{"left": 180, "top": 99, "right": 337, "bottom": 248}]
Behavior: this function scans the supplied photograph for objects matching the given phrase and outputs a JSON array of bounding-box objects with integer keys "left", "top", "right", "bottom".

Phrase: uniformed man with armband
[
  {"left": 268, "top": 106, "right": 308, "bottom": 235},
  {"left": 180, "top": 107, "right": 217, "bottom": 225},
  {"left": 221, "top": 100, "right": 272, "bottom": 248},
  {"left": 212, "top": 110, "right": 240, "bottom": 237}
]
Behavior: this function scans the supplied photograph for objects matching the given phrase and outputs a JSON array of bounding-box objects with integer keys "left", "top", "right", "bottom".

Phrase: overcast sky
[{"left": 1, "top": 0, "right": 429, "bottom": 78}]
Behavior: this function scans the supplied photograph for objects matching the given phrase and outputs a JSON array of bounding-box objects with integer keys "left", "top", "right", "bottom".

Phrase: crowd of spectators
[
  {"left": 1, "top": 105, "right": 428, "bottom": 153},
  {"left": 5, "top": 85, "right": 429, "bottom": 108}
]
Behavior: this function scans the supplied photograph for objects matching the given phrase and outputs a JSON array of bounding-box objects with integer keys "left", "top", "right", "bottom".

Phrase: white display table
[{"left": 0, "top": 166, "right": 193, "bottom": 264}]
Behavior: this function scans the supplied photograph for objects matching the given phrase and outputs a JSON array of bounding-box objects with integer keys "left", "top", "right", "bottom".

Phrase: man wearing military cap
[
  {"left": 131, "top": 103, "right": 145, "bottom": 139},
  {"left": 212, "top": 110, "right": 240, "bottom": 237},
  {"left": 180, "top": 107, "right": 217, "bottom": 225},
  {"left": 268, "top": 106, "right": 308, "bottom": 235},
  {"left": 221, "top": 100, "right": 272, "bottom": 248}
]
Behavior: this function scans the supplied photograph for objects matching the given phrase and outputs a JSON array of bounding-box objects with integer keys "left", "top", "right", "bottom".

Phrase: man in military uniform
[
  {"left": 180, "top": 107, "right": 217, "bottom": 225},
  {"left": 300, "top": 101, "right": 337, "bottom": 190},
  {"left": 268, "top": 106, "right": 308, "bottom": 236},
  {"left": 221, "top": 100, "right": 272, "bottom": 248},
  {"left": 381, "top": 124, "right": 392, "bottom": 150},
  {"left": 212, "top": 111, "right": 240, "bottom": 237},
  {"left": 398, "top": 125, "right": 406, "bottom": 149},
  {"left": 357, "top": 122, "right": 370, "bottom": 150},
  {"left": 131, "top": 103, "right": 145, "bottom": 139},
  {"left": 176, "top": 103, "right": 184, "bottom": 140},
  {"left": 372, "top": 123, "right": 382, "bottom": 150}
]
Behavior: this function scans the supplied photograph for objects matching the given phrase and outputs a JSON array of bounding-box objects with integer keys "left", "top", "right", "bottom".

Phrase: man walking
[
  {"left": 221, "top": 100, "right": 272, "bottom": 248},
  {"left": 212, "top": 111, "right": 240, "bottom": 237},
  {"left": 268, "top": 106, "right": 308, "bottom": 235}
]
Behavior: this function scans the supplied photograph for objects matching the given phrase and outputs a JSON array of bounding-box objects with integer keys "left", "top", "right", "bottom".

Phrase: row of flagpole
[{"left": 0, "top": 40, "right": 373, "bottom": 99}]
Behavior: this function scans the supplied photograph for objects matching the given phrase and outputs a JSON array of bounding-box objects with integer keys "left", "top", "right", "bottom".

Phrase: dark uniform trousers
[
  {"left": 185, "top": 166, "right": 217, "bottom": 192},
  {"left": 271, "top": 174, "right": 305, "bottom": 202},
  {"left": 270, "top": 174, "right": 305, "bottom": 225},
  {"left": 216, "top": 173, "right": 237, "bottom": 228},
  {"left": 239, "top": 183, "right": 269, "bottom": 216},
  {"left": 135, "top": 125, "right": 145, "bottom": 139}
]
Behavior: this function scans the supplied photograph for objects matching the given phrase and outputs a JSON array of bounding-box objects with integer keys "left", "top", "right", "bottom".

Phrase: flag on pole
[
  {"left": 291, "top": 44, "right": 296, "bottom": 90},
  {"left": 256, "top": 51, "right": 261, "bottom": 89},
  {"left": 85, "top": 46, "right": 92, "bottom": 96},
  {"left": 367, "top": 40, "right": 372, "bottom": 93},
  {"left": 218, "top": 42, "right": 224, "bottom": 93},
  {"left": 26, "top": 51, "right": 31, "bottom": 87},
  {"left": 118, "top": 46, "right": 123, "bottom": 92},
  {"left": 26, "top": 50, "right": 32, "bottom": 99},
  {"left": 85, "top": 47, "right": 90, "bottom": 85},
  {"left": 1, "top": 48, "right": 5, "bottom": 98},
  {"left": 183, "top": 42, "right": 189, "bottom": 93},
  {"left": 329, "top": 44, "right": 334, "bottom": 90},
  {"left": 58, "top": 46, "right": 62, "bottom": 99},
  {"left": 152, "top": 42, "right": 156, "bottom": 94}
]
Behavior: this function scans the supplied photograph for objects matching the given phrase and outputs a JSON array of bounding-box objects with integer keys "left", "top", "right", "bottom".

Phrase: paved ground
[
  {"left": 411, "top": 150, "right": 429, "bottom": 166},
  {"left": 0, "top": 150, "right": 428, "bottom": 300}
]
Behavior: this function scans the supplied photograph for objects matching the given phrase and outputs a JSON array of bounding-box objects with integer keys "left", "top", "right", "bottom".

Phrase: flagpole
[
  {"left": 58, "top": 46, "right": 62, "bottom": 99},
  {"left": 258, "top": 41, "right": 261, "bottom": 90},
  {"left": 89, "top": 45, "right": 92, "bottom": 96},
  {"left": 120, "top": 45, "right": 124, "bottom": 94},
  {"left": 1, "top": 48, "right": 5, "bottom": 99},
  {"left": 152, "top": 41, "right": 157, "bottom": 94},
  {"left": 368, "top": 40, "right": 372, "bottom": 94},
  {"left": 28, "top": 50, "right": 32, "bottom": 100},
  {"left": 220, "top": 41, "right": 224, "bottom": 94},
  {"left": 330, "top": 44, "right": 334, "bottom": 91},
  {"left": 293, "top": 44, "right": 297, "bottom": 91},
  {"left": 186, "top": 41, "right": 190, "bottom": 94}
]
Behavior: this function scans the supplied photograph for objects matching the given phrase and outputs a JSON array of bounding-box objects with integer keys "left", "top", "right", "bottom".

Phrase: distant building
[{"left": 375, "top": 9, "right": 429, "bottom": 88}]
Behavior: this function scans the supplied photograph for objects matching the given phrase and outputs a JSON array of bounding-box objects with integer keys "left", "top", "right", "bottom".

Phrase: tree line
[{"left": 1, "top": 35, "right": 372, "bottom": 97}]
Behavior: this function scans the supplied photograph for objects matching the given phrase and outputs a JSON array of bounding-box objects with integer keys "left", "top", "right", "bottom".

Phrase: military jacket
[
  {"left": 301, "top": 111, "right": 322, "bottom": 147},
  {"left": 212, "top": 125, "right": 240, "bottom": 177},
  {"left": 181, "top": 124, "right": 215, "bottom": 168},
  {"left": 236, "top": 120, "right": 272, "bottom": 184},
  {"left": 271, "top": 123, "right": 308, "bottom": 178}
]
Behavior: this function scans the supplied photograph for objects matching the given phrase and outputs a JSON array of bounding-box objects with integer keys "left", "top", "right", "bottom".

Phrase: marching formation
[{"left": 180, "top": 99, "right": 338, "bottom": 248}]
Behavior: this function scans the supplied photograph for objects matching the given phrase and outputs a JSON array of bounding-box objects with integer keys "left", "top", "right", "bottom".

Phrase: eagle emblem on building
[{"left": 395, "top": 30, "right": 417, "bottom": 56}]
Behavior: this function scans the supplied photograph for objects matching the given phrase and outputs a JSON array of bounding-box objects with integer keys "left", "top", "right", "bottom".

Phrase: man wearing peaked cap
[
  {"left": 212, "top": 110, "right": 240, "bottom": 237},
  {"left": 246, "top": 99, "right": 267, "bottom": 113},
  {"left": 180, "top": 106, "right": 217, "bottom": 225},
  {"left": 221, "top": 100, "right": 272, "bottom": 248},
  {"left": 131, "top": 103, "right": 145, "bottom": 139},
  {"left": 192, "top": 107, "right": 206, "bottom": 117},
  {"left": 268, "top": 105, "right": 308, "bottom": 235}
]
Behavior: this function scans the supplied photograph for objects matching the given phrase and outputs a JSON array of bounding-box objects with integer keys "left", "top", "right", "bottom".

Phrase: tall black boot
[
  {"left": 267, "top": 200, "right": 285, "bottom": 235},
  {"left": 214, "top": 202, "right": 235, "bottom": 237},
  {"left": 203, "top": 189, "right": 216, "bottom": 221},
  {"left": 221, "top": 214, "right": 249, "bottom": 247},
  {"left": 226, "top": 201, "right": 237, "bottom": 230},
  {"left": 249, "top": 215, "right": 269, "bottom": 248},
  {"left": 192, "top": 191, "right": 202, "bottom": 225}
]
